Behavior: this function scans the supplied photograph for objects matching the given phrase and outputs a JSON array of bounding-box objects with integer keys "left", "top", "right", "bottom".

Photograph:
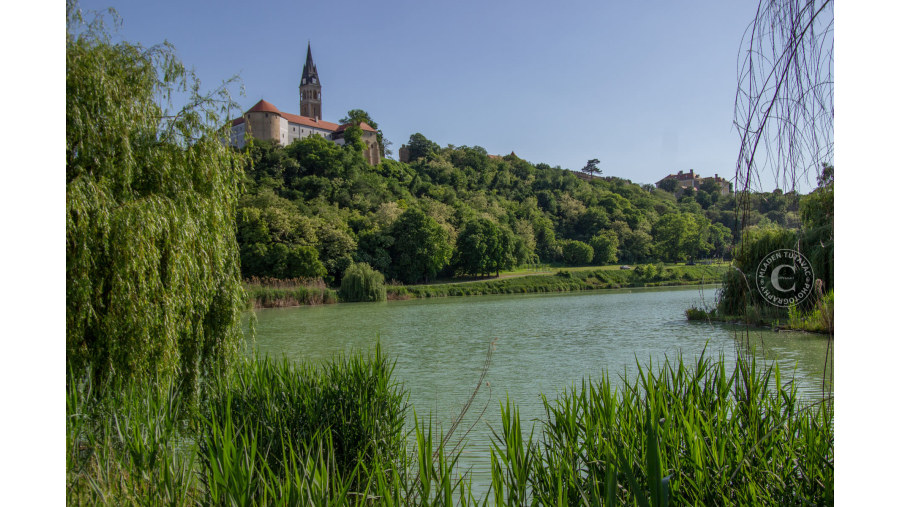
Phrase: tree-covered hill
[{"left": 236, "top": 131, "right": 805, "bottom": 286}]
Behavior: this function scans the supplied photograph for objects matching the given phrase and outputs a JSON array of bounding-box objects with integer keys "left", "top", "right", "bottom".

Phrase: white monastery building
[{"left": 229, "top": 43, "right": 381, "bottom": 165}]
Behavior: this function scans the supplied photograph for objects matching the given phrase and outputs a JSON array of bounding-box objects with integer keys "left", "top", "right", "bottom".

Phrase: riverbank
[
  {"left": 245, "top": 264, "right": 727, "bottom": 308},
  {"left": 686, "top": 290, "right": 834, "bottom": 334},
  {"left": 387, "top": 264, "right": 724, "bottom": 300}
]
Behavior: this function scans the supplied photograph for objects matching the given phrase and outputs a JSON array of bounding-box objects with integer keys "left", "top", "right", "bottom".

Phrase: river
[{"left": 248, "top": 285, "right": 832, "bottom": 493}]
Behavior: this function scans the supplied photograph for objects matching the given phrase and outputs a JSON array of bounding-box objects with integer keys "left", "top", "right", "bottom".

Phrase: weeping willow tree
[
  {"left": 734, "top": 0, "right": 833, "bottom": 194},
  {"left": 66, "top": 3, "right": 247, "bottom": 392},
  {"left": 720, "top": 1, "right": 834, "bottom": 325},
  {"left": 339, "top": 262, "right": 387, "bottom": 303}
]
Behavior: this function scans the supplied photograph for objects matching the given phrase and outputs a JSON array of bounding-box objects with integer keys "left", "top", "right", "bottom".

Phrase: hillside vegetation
[{"left": 237, "top": 135, "right": 804, "bottom": 288}]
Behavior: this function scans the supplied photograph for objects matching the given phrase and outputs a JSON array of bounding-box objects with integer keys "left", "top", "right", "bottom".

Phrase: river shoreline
[
  {"left": 246, "top": 264, "right": 726, "bottom": 308},
  {"left": 686, "top": 309, "right": 834, "bottom": 335}
]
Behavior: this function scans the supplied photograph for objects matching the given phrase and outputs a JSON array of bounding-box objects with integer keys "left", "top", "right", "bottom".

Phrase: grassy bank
[
  {"left": 67, "top": 346, "right": 832, "bottom": 505},
  {"left": 243, "top": 264, "right": 726, "bottom": 308},
  {"left": 387, "top": 264, "right": 726, "bottom": 300}
]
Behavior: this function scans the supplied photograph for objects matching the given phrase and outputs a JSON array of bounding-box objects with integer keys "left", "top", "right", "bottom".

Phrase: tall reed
[
  {"left": 489, "top": 351, "right": 833, "bottom": 505},
  {"left": 67, "top": 345, "right": 832, "bottom": 505},
  {"left": 66, "top": 372, "right": 197, "bottom": 505}
]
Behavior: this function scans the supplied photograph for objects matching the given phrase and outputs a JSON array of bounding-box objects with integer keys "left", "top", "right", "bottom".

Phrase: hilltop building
[
  {"left": 655, "top": 169, "right": 731, "bottom": 196},
  {"left": 229, "top": 43, "right": 381, "bottom": 165}
]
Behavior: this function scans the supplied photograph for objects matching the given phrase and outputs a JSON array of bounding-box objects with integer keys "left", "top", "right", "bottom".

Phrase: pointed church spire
[
  {"left": 301, "top": 42, "right": 319, "bottom": 86},
  {"left": 299, "top": 42, "right": 322, "bottom": 120}
]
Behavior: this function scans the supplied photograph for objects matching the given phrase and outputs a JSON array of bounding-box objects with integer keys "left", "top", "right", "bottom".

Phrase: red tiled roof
[
  {"left": 658, "top": 172, "right": 698, "bottom": 182},
  {"left": 232, "top": 117, "right": 245, "bottom": 126},
  {"left": 237, "top": 99, "right": 376, "bottom": 134},
  {"left": 247, "top": 99, "right": 281, "bottom": 114},
  {"left": 334, "top": 121, "right": 377, "bottom": 133},
  {"left": 282, "top": 112, "right": 340, "bottom": 131}
]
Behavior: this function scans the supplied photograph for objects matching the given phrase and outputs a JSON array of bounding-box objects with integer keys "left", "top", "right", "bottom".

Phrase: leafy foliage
[
  {"left": 339, "top": 262, "right": 387, "bottom": 302},
  {"left": 387, "top": 208, "right": 452, "bottom": 284},
  {"left": 560, "top": 239, "right": 594, "bottom": 266},
  {"left": 589, "top": 231, "right": 619, "bottom": 265},
  {"left": 406, "top": 132, "right": 441, "bottom": 162},
  {"left": 453, "top": 218, "right": 515, "bottom": 277},
  {"left": 716, "top": 168, "right": 833, "bottom": 319},
  {"left": 231, "top": 84, "right": 813, "bottom": 287},
  {"left": 581, "top": 158, "right": 602, "bottom": 178},
  {"left": 66, "top": 5, "right": 246, "bottom": 390},
  {"left": 340, "top": 108, "right": 387, "bottom": 157}
]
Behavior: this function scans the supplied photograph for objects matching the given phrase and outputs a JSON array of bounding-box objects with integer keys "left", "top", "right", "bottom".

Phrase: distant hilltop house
[
  {"left": 228, "top": 43, "right": 381, "bottom": 165},
  {"left": 655, "top": 169, "right": 731, "bottom": 196}
]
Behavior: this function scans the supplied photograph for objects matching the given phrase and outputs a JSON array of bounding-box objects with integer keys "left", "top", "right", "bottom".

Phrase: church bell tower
[{"left": 299, "top": 42, "right": 322, "bottom": 120}]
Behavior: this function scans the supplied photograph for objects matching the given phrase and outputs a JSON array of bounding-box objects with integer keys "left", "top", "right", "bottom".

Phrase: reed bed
[
  {"left": 490, "top": 352, "right": 833, "bottom": 505},
  {"left": 66, "top": 345, "right": 479, "bottom": 505},
  {"left": 67, "top": 345, "right": 832, "bottom": 505},
  {"left": 243, "top": 276, "right": 338, "bottom": 308}
]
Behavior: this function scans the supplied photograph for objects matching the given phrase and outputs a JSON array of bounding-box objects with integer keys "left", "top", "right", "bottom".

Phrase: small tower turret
[{"left": 299, "top": 42, "right": 322, "bottom": 120}]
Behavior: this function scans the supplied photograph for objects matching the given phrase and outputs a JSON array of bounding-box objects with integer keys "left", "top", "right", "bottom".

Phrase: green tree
[
  {"left": 340, "top": 123, "right": 367, "bottom": 153},
  {"left": 354, "top": 229, "right": 394, "bottom": 274},
  {"left": 454, "top": 219, "right": 492, "bottom": 277},
  {"left": 286, "top": 133, "right": 346, "bottom": 179},
  {"left": 589, "top": 231, "right": 619, "bottom": 265},
  {"left": 657, "top": 178, "right": 678, "bottom": 192},
  {"left": 387, "top": 208, "right": 452, "bottom": 283},
  {"left": 340, "top": 109, "right": 387, "bottom": 157},
  {"left": 581, "top": 158, "right": 602, "bottom": 179},
  {"left": 406, "top": 133, "right": 441, "bottom": 162},
  {"left": 339, "top": 262, "right": 387, "bottom": 302},
  {"left": 695, "top": 189, "right": 713, "bottom": 208},
  {"left": 316, "top": 223, "right": 358, "bottom": 284},
  {"left": 624, "top": 229, "right": 653, "bottom": 263},
  {"left": 683, "top": 214, "right": 712, "bottom": 263},
  {"left": 534, "top": 218, "right": 561, "bottom": 262},
  {"left": 699, "top": 178, "right": 722, "bottom": 196},
  {"left": 799, "top": 163, "right": 834, "bottom": 290},
  {"left": 235, "top": 191, "right": 326, "bottom": 279},
  {"left": 284, "top": 245, "right": 327, "bottom": 279},
  {"left": 66, "top": 6, "right": 245, "bottom": 390},
  {"left": 560, "top": 240, "right": 594, "bottom": 266},
  {"left": 708, "top": 222, "right": 733, "bottom": 260},
  {"left": 244, "top": 139, "right": 302, "bottom": 193},
  {"left": 454, "top": 218, "right": 515, "bottom": 277},
  {"left": 652, "top": 213, "right": 690, "bottom": 262}
]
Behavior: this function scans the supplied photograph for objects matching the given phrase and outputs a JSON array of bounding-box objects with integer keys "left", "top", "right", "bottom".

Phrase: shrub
[
  {"left": 339, "top": 262, "right": 387, "bottom": 302},
  {"left": 633, "top": 263, "right": 659, "bottom": 281},
  {"left": 685, "top": 305, "right": 711, "bottom": 320},
  {"left": 589, "top": 231, "right": 619, "bottom": 265},
  {"left": 561, "top": 240, "right": 594, "bottom": 266}
]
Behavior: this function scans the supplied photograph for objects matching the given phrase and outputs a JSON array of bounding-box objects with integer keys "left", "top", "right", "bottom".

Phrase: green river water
[{"left": 249, "top": 284, "right": 832, "bottom": 493}]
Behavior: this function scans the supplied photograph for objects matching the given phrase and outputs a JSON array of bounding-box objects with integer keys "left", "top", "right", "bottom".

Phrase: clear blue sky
[{"left": 75, "top": 0, "right": 781, "bottom": 189}]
